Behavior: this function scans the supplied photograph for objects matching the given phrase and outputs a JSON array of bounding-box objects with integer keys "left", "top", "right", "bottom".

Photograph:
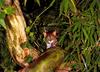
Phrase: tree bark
[{"left": 5, "top": 0, "right": 39, "bottom": 67}]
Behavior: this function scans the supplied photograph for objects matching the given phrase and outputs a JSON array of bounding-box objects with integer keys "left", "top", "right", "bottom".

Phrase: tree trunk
[{"left": 5, "top": 0, "right": 39, "bottom": 67}]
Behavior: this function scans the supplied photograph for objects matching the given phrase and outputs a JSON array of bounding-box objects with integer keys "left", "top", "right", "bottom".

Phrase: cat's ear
[
  {"left": 52, "top": 30, "right": 56, "bottom": 36},
  {"left": 43, "top": 32, "right": 47, "bottom": 37}
]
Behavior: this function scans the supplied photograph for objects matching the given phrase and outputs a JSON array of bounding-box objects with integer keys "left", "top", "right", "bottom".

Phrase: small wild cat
[
  {"left": 43, "top": 30, "right": 57, "bottom": 49},
  {"left": 18, "top": 30, "right": 65, "bottom": 72}
]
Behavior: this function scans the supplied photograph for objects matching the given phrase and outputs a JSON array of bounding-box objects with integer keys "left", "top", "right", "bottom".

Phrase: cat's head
[{"left": 43, "top": 30, "right": 57, "bottom": 49}]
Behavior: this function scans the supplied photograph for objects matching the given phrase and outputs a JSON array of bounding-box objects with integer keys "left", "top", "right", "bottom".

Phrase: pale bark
[{"left": 5, "top": 0, "right": 39, "bottom": 67}]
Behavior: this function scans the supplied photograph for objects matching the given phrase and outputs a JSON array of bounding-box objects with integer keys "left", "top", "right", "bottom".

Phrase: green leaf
[
  {"left": 89, "top": 0, "right": 96, "bottom": 16},
  {"left": 82, "top": 27, "right": 88, "bottom": 40},
  {"left": 0, "top": 12, "right": 5, "bottom": 19},
  {"left": 73, "top": 33, "right": 80, "bottom": 42},
  {"left": 0, "top": 18, "right": 6, "bottom": 29},
  {"left": 86, "top": 50, "right": 91, "bottom": 66},
  {"left": 89, "top": 27, "right": 95, "bottom": 45},
  {"left": 59, "top": 0, "right": 64, "bottom": 16},
  {"left": 59, "top": 0, "right": 69, "bottom": 16},
  {"left": 96, "top": 0, "right": 100, "bottom": 10},
  {"left": 90, "top": 0, "right": 96, "bottom": 9},
  {"left": 29, "top": 32, "right": 34, "bottom": 37},
  {"left": 25, "top": 55, "right": 33, "bottom": 63},
  {"left": 0, "top": 0, "right": 4, "bottom": 7},
  {"left": 72, "top": 23, "right": 80, "bottom": 32},
  {"left": 82, "top": 47, "right": 91, "bottom": 66},
  {"left": 59, "top": 33, "right": 66, "bottom": 46},
  {"left": 69, "top": 0, "right": 77, "bottom": 13},
  {"left": 4, "top": 6, "right": 15, "bottom": 15},
  {"left": 35, "top": 0, "right": 40, "bottom": 6},
  {"left": 64, "top": 0, "right": 69, "bottom": 15},
  {"left": 26, "top": 26, "right": 31, "bottom": 33}
]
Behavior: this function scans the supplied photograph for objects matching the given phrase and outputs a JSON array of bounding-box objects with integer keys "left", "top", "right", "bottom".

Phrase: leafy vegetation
[
  {"left": 0, "top": 0, "right": 100, "bottom": 72},
  {"left": 0, "top": 0, "right": 15, "bottom": 29}
]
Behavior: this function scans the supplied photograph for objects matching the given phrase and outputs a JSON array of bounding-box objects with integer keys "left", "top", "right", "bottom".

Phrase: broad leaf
[
  {"left": 0, "top": 12, "right": 5, "bottom": 19},
  {"left": 0, "top": 18, "right": 6, "bottom": 29},
  {"left": 4, "top": 6, "right": 15, "bottom": 15}
]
